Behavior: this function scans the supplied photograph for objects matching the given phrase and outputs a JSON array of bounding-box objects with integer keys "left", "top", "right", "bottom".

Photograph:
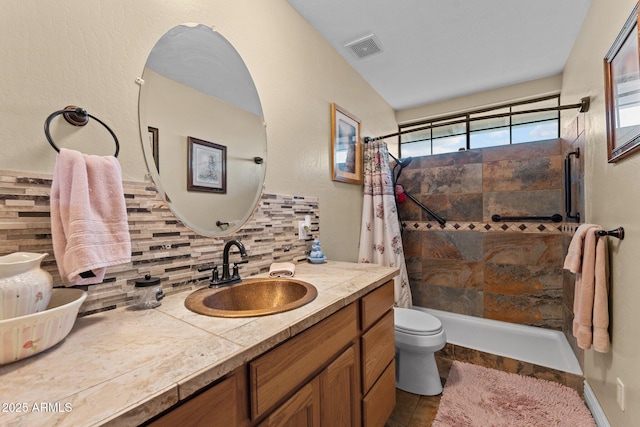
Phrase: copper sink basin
[{"left": 184, "top": 278, "right": 318, "bottom": 318}]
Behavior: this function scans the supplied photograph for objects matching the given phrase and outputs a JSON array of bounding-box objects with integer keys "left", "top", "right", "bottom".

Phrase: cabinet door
[
  {"left": 258, "top": 377, "right": 320, "bottom": 427},
  {"left": 319, "top": 344, "right": 361, "bottom": 427},
  {"left": 149, "top": 367, "right": 249, "bottom": 427}
]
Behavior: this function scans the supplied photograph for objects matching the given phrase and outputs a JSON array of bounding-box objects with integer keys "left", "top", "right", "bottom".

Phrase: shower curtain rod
[{"left": 364, "top": 96, "right": 590, "bottom": 142}]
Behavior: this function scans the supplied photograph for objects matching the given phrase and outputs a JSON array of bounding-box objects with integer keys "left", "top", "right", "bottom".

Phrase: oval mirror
[{"left": 138, "top": 24, "right": 267, "bottom": 236}]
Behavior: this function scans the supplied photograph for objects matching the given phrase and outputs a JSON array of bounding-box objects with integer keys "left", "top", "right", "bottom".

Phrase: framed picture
[
  {"left": 148, "top": 127, "right": 159, "bottom": 171},
  {"left": 331, "top": 103, "right": 362, "bottom": 184},
  {"left": 604, "top": 3, "right": 640, "bottom": 162},
  {"left": 187, "top": 136, "right": 226, "bottom": 193}
]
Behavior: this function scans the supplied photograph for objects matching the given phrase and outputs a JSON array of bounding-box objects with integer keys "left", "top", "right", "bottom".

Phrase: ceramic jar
[{"left": 0, "top": 252, "right": 53, "bottom": 320}]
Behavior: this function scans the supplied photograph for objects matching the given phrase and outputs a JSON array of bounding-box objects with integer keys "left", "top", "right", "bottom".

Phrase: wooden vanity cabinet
[
  {"left": 359, "top": 281, "right": 395, "bottom": 427},
  {"left": 146, "top": 280, "right": 395, "bottom": 427},
  {"left": 148, "top": 365, "right": 250, "bottom": 427}
]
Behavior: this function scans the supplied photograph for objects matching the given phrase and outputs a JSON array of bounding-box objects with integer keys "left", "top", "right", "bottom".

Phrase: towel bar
[
  {"left": 44, "top": 106, "right": 120, "bottom": 157},
  {"left": 596, "top": 227, "right": 624, "bottom": 240}
]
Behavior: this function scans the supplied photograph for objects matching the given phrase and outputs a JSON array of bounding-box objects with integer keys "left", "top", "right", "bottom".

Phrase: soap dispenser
[{"left": 134, "top": 274, "right": 164, "bottom": 309}]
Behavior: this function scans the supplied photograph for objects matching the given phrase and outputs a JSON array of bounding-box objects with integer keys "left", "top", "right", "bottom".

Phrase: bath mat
[{"left": 433, "top": 361, "right": 595, "bottom": 427}]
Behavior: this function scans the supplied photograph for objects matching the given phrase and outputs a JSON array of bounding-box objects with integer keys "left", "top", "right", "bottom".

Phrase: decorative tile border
[
  {"left": 402, "top": 220, "right": 578, "bottom": 235},
  {"left": 0, "top": 170, "right": 319, "bottom": 316}
]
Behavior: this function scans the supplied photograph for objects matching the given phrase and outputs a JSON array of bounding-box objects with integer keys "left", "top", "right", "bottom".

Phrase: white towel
[
  {"left": 269, "top": 262, "right": 295, "bottom": 278},
  {"left": 50, "top": 148, "right": 131, "bottom": 286}
]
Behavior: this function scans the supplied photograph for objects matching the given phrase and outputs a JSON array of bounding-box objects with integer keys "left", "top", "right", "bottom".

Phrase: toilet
[{"left": 394, "top": 307, "right": 447, "bottom": 395}]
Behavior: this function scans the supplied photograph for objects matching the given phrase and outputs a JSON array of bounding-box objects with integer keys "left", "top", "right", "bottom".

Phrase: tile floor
[{"left": 386, "top": 388, "right": 441, "bottom": 427}]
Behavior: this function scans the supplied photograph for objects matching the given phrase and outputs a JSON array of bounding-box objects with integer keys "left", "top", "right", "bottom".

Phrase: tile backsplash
[{"left": 0, "top": 170, "right": 319, "bottom": 316}]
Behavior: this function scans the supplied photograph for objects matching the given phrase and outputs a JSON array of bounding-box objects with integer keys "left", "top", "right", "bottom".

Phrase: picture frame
[
  {"left": 604, "top": 3, "right": 640, "bottom": 162},
  {"left": 148, "top": 127, "right": 159, "bottom": 171},
  {"left": 331, "top": 103, "right": 362, "bottom": 184},
  {"left": 187, "top": 136, "right": 226, "bottom": 193}
]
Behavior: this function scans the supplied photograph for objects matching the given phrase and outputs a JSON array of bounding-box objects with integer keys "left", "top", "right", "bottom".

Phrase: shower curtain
[{"left": 358, "top": 140, "right": 412, "bottom": 308}]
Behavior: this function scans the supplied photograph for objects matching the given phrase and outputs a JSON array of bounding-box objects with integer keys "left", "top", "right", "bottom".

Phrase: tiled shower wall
[
  {"left": 0, "top": 170, "right": 318, "bottom": 316},
  {"left": 398, "top": 139, "right": 574, "bottom": 330},
  {"left": 561, "top": 116, "right": 586, "bottom": 363}
]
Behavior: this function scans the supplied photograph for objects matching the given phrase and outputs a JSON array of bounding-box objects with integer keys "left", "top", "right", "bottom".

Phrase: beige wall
[
  {"left": 0, "top": 0, "right": 397, "bottom": 262},
  {"left": 561, "top": 1, "right": 640, "bottom": 425},
  {"left": 396, "top": 74, "right": 563, "bottom": 124}
]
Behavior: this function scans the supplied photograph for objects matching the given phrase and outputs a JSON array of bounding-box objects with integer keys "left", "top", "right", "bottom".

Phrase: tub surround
[
  {"left": 398, "top": 139, "right": 568, "bottom": 330},
  {"left": 0, "top": 261, "right": 398, "bottom": 426}
]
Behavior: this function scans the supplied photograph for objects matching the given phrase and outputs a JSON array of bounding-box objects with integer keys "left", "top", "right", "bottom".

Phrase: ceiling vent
[{"left": 345, "top": 34, "right": 382, "bottom": 59}]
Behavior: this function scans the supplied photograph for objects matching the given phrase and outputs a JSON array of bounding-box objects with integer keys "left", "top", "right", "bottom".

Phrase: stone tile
[
  {"left": 483, "top": 189, "right": 563, "bottom": 222},
  {"left": 399, "top": 168, "right": 427, "bottom": 195},
  {"left": 420, "top": 193, "right": 483, "bottom": 222},
  {"left": 484, "top": 263, "right": 563, "bottom": 297},
  {"left": 420, "top": 163, "right": 483, "bottom": 195},
  {"left": 421, "top": 230, "right": 483, "bottom": 261},
  {"left": 407, "top": 395, "right": 440, "bottom": 427},
  {"left": 483, "top": 233, "right": 564, "bottom": 267},
  {"left": 422, "top": 259, "right": 483, "bottom": 290},
  {"left": 480, "top": 139, "right": 561, "bottom": 162},
  {"left": 483, "top": 156, "right": 562, "bottom": 192},
  {"left": 401, "top": 230, "right": 423, "bottom": 257},
  {"left": 413, "top": 149, "right": 483, "bottom": 168},
  {"left": 423, "top": 285, "right": 483, "bottom": 317},
  {"left": 388, "top": 389, "right": 420, "bottom": 426}
]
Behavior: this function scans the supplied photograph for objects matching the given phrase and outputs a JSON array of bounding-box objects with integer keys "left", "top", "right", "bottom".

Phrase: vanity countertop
[{"left": 0, "top": 261, "right": 398, "bottom": 426}]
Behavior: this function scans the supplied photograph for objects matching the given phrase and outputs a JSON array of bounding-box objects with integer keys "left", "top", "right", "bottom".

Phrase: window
[{"left": 398, "top": 95, "right": 560, "bottom": 157}]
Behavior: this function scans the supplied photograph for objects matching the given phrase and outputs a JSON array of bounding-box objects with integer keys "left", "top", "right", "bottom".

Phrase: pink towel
[
  {"left": 51, "top": 148, "right": 131, "bottom": 286},
  {"left": 563, "top": 224, "right": 610, "bottom": 353}
]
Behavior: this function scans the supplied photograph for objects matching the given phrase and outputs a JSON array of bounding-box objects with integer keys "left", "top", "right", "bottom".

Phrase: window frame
[{"left": 398, "top": 94, "right": 560, "bottom": 157}]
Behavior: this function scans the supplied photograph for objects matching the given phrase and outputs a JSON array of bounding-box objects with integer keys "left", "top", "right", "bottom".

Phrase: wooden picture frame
[
  {"left": 148, "top": 127, "right": 159, "bottom": 171},
  {"left": 187, "top": 136, "right": 226, "bottom": 193},
  {"left": 604, "top": 3, "right": 640, "bottom": 162},
  {"left": 331, "top": 103, "right": 362, "bottom": 184}
]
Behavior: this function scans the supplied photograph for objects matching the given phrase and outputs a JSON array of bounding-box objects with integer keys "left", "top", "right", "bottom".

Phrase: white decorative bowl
[
  {"left": 0, "top": 252, "right": 53, "bottom": 320},
  {"left": 0, "top": 288, "right": 87, "bottom": 365}
]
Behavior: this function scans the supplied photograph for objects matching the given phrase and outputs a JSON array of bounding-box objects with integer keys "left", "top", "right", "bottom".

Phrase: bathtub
[{"left": 417, "top": 307, "right": 582, "bottom": 375}]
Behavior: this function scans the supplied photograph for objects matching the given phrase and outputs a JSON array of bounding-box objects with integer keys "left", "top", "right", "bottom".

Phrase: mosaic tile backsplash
[{"left": 0, "top": 171, "right": 318, "bottom": 316}]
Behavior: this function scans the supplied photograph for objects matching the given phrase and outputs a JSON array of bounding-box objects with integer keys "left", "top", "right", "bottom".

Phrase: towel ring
[{"left": 44, "top": 106, "right": 120, "bottom": 157}]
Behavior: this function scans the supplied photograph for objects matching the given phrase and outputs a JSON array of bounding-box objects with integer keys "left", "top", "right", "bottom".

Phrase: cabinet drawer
[
  {"left": 360, "top": 280, "right": 394, "bottom": 331},
  {"left": 362, "top": 360, "right": 396, "bottom": 427},
  {"left": 250, "top": 303, "right": 358, "bottom": 419},
  {"left": 361, "top": 310, "right": 395, "bottom": 393}
]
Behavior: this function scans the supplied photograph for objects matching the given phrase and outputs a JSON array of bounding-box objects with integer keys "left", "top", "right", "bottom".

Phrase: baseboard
[{"left": 584, "top": 380, "right": 611, "bottom": 427}]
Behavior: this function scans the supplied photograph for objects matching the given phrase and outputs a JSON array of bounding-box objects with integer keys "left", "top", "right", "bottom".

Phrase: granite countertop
[{"left": 0, "top": 261, "right": 398, "bottom": 427}]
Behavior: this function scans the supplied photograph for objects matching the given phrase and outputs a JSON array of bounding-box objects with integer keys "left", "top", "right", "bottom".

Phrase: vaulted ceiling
[{"left": 287, "top": 0, "right": 592, "bottom": 110}]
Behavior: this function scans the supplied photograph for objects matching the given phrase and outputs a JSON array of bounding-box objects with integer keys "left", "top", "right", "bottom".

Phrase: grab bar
[
  {"left": 491, "top": 214, "right": 563, "bottom": 223},
  {"left": 565, "top": 148, "right": 580, "bottom": 221}
]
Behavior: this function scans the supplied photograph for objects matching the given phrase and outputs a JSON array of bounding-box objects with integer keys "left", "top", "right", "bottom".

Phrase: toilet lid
[{"left": 395, "top": 308, "right": 442, "bottom": 335}]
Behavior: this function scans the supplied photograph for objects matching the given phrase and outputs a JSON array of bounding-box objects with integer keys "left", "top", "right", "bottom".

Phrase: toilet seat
[{"left": 395, "top": 308, "right": 442, "bottom": 336}]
